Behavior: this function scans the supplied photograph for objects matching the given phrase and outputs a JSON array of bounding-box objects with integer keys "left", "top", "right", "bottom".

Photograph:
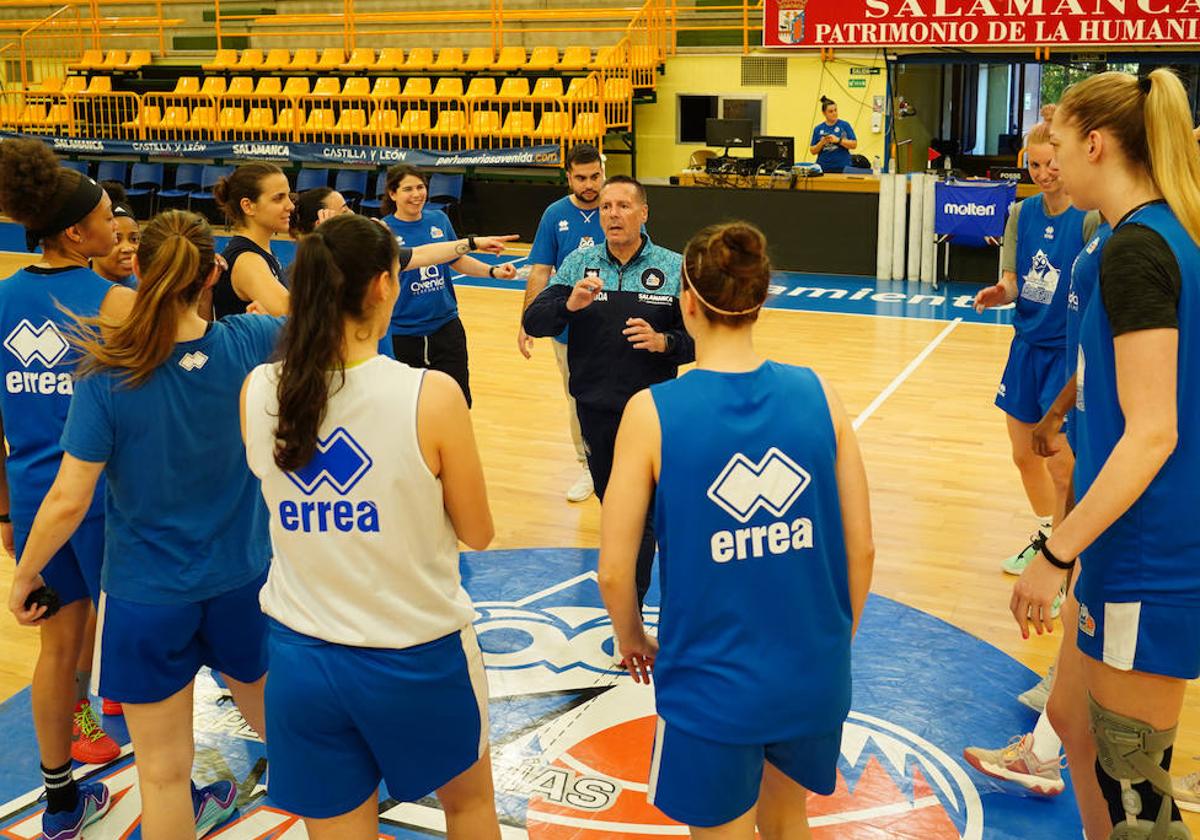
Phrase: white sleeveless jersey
[{"left": 244, "top": 356, "right": 476, "bottom": 648}]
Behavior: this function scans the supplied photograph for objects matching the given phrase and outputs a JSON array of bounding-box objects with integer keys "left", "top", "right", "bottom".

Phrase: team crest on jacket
[{"left": 640, "top": 268, "right": 666, "bottom": 291}]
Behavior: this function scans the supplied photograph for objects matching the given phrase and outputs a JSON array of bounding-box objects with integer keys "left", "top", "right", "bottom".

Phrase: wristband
[
  {"left": 1033, "top": 532, "right": 1075, "bottom": 570},
  {"left": 467, "top": 236, "right": 477, "bottom": 251},
  {"left": 0, "top": 513, "right": 9, "bottom": 524},
  {"left": 488, "top": 265, "right": 496, "bottom": 278}
]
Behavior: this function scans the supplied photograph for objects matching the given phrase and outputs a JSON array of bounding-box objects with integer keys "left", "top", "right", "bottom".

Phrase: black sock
[
  {"left": 1095, "top": 745, "right": 1182, "bottom": 825},
  {"left": 42, "top": 762, "right": 78, "bottom": 814}
]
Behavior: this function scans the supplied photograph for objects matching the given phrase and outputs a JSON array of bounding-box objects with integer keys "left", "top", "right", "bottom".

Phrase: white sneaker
[
  {"left": 1018, "top": 666, "right": 1055, "bottom": 713},
  {"left": 1176, "top": 770, "right": 1200, "bottom": 813},
  {"left": 566, "top": 469, "right": 594, "bottom": 503}
]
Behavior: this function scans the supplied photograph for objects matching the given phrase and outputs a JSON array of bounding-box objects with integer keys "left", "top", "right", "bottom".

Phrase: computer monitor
[
  {"left": 752, "top": 135, "right": 795, "bottom": 168},
  {"left": 705, "top": 118, "right": 754, "bottom": 153}
]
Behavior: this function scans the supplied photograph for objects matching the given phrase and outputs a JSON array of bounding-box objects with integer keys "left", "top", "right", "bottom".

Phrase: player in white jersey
[{"left": 241, "top": 213, "right": 500, "bottom": 839}]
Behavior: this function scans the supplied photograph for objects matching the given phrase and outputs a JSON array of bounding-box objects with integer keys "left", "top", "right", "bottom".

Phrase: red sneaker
[
  {"left": 71, "top": 700, "right": 120, "bottom": 764},
  {"left": 101, "top": 698, "right": 123, "bottom": 716}
]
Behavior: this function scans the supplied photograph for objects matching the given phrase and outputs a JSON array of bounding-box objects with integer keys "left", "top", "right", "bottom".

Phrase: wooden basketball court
[{"left": 0, "top": 247, "right": 1196, "bottom": 833}]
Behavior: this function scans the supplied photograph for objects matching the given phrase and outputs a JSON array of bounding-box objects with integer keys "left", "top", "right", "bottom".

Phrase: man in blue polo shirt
[{"left": 518, "top": 144, "right": 606, "bottom": 502}]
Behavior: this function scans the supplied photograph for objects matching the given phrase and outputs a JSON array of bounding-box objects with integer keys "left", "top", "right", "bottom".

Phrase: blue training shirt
[
  {"left": 529, "top": 195, "right": 605, "bottom": 345},
  {"left": 1014, "top": 196, "right": 1088, "bottom": 349},
  {"left": 61, "top": 314, "right": 283, "bottom": 605},
  {"left": 1064, "top": 222, "right": 1111, "bottom": 450},
  {"left": 0, "top": 265, "right": 114, "bottom": 526},
  {"left": 380, "top": 209, "right": 459, "bottom": 336},
  {"left": 1075, "top": 203, "right": 1200, "bottom": 605},
  {"left": 650, "top": 362, "right": 852, "bottom": 744},
  {"left": 811, "top": 120, "right": 856, "bottom": 172}
]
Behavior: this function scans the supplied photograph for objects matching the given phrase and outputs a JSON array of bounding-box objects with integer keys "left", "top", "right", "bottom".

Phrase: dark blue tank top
[{"left": 650, "top": 362, "right": 852, "bottom": 743}]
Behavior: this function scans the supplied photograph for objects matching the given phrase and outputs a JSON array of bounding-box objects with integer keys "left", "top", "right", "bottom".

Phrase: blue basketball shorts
[
  {"left": 13, "top": 513, "right": 104, "bottom": 608},
  {"left": 96, "top": 569, "right": 269, "bottom": 703},
  {"left": 995, "top": 335, "right": 1068, "bottom": 425},
  {"left": 265, "top": 620, "right": 490, "bottom": 819},
  {"left": 647, "top": 718, "right": 843, "bottom": 828},
  {"left": 1075, "top": 566, "right": 1200, "bottom": 680}
]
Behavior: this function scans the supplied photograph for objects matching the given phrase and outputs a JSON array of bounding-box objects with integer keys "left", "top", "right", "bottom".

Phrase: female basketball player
[
  {"left": 211, "top": 162, "right": 294, "bottom": 318},
  {"left": 599, "top": 222, "right": 875, "bottom": 839},
  {"left": 10, "top": 210, "right": 280, "bottom": 840},
  {"left": 380, "top": 163, "right": 518, "bottom": 406},
  {"left": 1011, "top": 68, "right": 1200, "bottom": 839},
  {"left": 290, "top": 186, "right": 350, "bottom": 237},
  {"left": 0, "top": 139, "right": 134, "bottom": 840},
  {"left": 94, "top": 183, "right": 139, "bottom": 289},
  {"left": 975, "top": 110, "right": 1101, "bottom": 576},
  {"left": 241, "top": 213, "right": 500, "bottom": 839}
]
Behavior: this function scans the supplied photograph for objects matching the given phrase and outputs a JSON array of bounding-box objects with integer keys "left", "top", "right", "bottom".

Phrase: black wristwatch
[
  {"left": 662, "top": 332, "right": 676, "bottom": 354},
  {"left": 488, "top": 265, "right": 496, "bottom": 278},
  {"left": 467, "top": 235, "right": 477, "bottom": 251}
]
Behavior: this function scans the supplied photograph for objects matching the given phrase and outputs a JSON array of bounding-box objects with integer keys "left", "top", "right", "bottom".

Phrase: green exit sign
[{"left": 848, "top": 78, "right": 867, "bottom": 89}]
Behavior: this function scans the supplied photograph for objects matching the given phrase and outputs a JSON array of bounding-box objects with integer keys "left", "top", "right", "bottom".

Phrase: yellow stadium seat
[
  {"left": 342, "top": 77, "right": 370, "bottom": 97},
  {"left": 370, "top": 77, "right": 401, "bottom": 98},
  {"left": 494, "top": 47, "right": 526, "bottom": 71},
  {"left": 46, "top": 103, "right": 72, "bottom": 126},
  {"left": 464, "top": 78, "right": 496, "bottom": 99},
  {"left": 429, "top": 109, "right": 466, "bottom": 136},
  {"left": 498, "top": 77, "right": 530, "bottom": 98},
  {"left": 218, "top": 107, "right": 245, "bottom": 129},
  {"left": 187, "top": 107, "right": 216, "bottom": 130},
  {"left": 526, "top": 47, "right": 558, "bottom": 72},
  {"left": 282, "top": 78, "right": 311, "bottom": 97},
  {"left": 572, "top": 112, "right": 603, "bottom": 137},
  {"left": 461, "top": 48, "right": 493, "bottom": 72},
  {"left": 312, "top": 77, "right": 341, "bottom": 96},
  {"left": 288, "top": 49, "right": 319, "bottom": 71},
  {"left": 370, "top": 109, "right": 400, "bottom": 133},
  {"left": 85, "top": 76, "right": 112, "bottom": 93},
  {"left": 498, "top": 111, "right": 535, "bottom": 138},
  {"left": 228, "top": 77, "right": 254, "bottom": 95},
  {"left": 533, "top": 111, "right": 568, "bottom": 139},
  {"left": 603, "top": 78, "right": 632, "bottom": 101},
  {"left": 314, "top": 48, "right": 343, "bottom": 71},
  {"left": 431, "top": 48, "right": 465, "bottom": 72},
  {"left": 531, "top": 77, "right": 563, "bottom": 99},
  {"left": 566, "top": 76, "right": 599, "bottom": 98},
  {"left": 558, "top": 46, "right": 591, "bottom": 71},
  {"left": 261, "top": 49, "right": 291, "bottom": 71},
  {"left": 273, "top": 108, "right": 300, "bottom": 134},
  {"left": 402, "top": 77, "right": 431, "bottom": 97},
  {"left": 36, "top": 78, "right": 64, "bottom": 93},
  {"left": 234, "top": 49, "right": 264, "bottom": 71},
  {"left": 131, "top": 104, "right": 161, "bottom": 129},
  {"left": 202, "top": 49, "right": 238, "bottom": 71},
  {"left": 245, "top": 108, "right": 275, "bottom": 129},
  {"left": 590, "top": 46, "right": 615, "bottom": 70},
  {"left": 403, "top": 48, "right": 434, "bottom": 72},
  {"left": 117, "top": 50, "right": 151, "bottom": 71},
  {"left": 173, "top": 76, "right": 200, "bottom": 94},
  {"left": 372, "top": 48, "right": 405, "bottom": 72},
  {"left": 432, "top": 78, "right": 463, "bottom": 98},
  {"left": 397, "top": 110, "right": 432, "bottom": 135},
  {"left": 17, "top": 104, "right": 48, "bottom": 126},
  {"left": 200, "top": 77, "right": 227, "bottom": 96},
  {"left": 331, "top": 109, "right": 367, "bottom": 134},
  {"left": 70, "top": 50, "right": 104, "bottom": 71},
  {"left": 304, "top": 108, "right": 336, "bottom": 130},
  {"left": 63, "top": 76, "right": 88, "bottom": 94},
  {"left": 341, "top": 48, "right": 375, "bottom": 71},
  {"left": 470, "top": 109, "right": 501, "bottom": 135},
  {"left": 254, "top": 77, "right": 283, "bottom": 96},
  {"left": 158, "top": 106, "right": 189, "bottom": 129},
  {"left": 101, "top": 50, "right": 127, "bottom": 68}
]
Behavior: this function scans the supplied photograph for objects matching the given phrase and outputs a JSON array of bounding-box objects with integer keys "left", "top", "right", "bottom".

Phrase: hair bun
[
  {"left": 717, "top": 224, "right": 766, "bottom": 265},
  {"left": 211, "top": 175, "right": 231, "bottom": 209}
]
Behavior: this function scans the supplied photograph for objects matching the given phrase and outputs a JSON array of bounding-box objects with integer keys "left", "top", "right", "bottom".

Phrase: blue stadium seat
[
  {"left": 59, "top": 160, "right": 90, "bottom": 176},
  {"left": 158, "top": 163, "right": 204, "bottom": 210},
  {"left": 295, "top": 168, "right": 331, "bottom": 192},
  {"left": 126, "top": 162, "right": 165, "bottom": 216},
  {"left": 333, "top": 169, "right": 369, "bottom": 212},
  {"left": 189, "top": 164, "right": 235, "bottom": 223},
  {"left": 96, "top": 160, "right": 129, "bottom": 185},
  {"left": 359, "top": 171, "right": 389, "bottom": 216}
]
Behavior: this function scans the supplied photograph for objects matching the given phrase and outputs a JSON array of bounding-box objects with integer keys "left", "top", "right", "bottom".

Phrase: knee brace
[{"left": 1088, "top": 694, "right": 1192, "bottom": 840}]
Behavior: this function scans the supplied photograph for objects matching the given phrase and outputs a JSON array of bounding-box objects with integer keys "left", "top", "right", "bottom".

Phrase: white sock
[
  {"left": 1038, "top": 516, "right": 1054, "bottom": 535},
  {"left": 1030, "top": 710, "right": 1062, "bottom": 763}
]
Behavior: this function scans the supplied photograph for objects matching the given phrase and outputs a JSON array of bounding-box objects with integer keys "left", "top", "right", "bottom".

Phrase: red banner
[{"left": 763, "top": 0, "right": 1200, "bottom": 49}]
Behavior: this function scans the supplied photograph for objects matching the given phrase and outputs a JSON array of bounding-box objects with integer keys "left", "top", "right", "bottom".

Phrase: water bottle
[{"left": 872, "top": 155, "right": 881, "bottom": 175}]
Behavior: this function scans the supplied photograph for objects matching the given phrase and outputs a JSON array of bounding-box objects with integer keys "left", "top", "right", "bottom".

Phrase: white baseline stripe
[
  {"left": 808, "top": 795, "right": 943, "bottom": 827},
  {"left": 852, "top": 318, "right": 962, "bottom": 431}
]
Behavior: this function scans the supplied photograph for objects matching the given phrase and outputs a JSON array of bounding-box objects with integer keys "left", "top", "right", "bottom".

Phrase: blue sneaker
[
  {"left": 193, "top": 779, "right": 237, "bottom": 838},
  {"left": 41, "top": 782, "right": 111, "bottom": 840}
]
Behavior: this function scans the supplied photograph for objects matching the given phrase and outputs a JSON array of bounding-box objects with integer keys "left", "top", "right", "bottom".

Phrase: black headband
[{"left": 24, "top": 172, "right": 105, "bottom": 252}]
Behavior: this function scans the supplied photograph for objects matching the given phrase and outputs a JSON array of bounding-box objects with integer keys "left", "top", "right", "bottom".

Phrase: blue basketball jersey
[
  {"left": 380, "top": 209, "right": 459, "bottom": 336},
  {"left": 1064, "top": 223, "right": 1111, "bottom": 448},
  {"left": 0, "top": 266, "right": 114, "bottom": 525},
  {"left": 1075, "top": 203, "right": 1200, "bottom": 604},
  {"left": 1014, "top": 196, "right": 1088, "bottom": 348},
  {"left": 649, "top": 362, "right": 852, "bottom": 744},
  {"left": 61, "top": 315, "right": 283, "bottom": 605},
  {"left": 528, "top": 196, "right": 605, "bottom": 271}
]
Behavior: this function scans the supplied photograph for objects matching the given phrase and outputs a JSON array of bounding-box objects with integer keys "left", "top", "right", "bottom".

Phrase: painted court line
[{"left": 852, "top": 318, "right": 962, "bottom": 432}]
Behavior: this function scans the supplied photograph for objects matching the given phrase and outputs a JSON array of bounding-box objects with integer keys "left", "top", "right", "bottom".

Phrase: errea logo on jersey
[
  {"left": 707, "top": 448, "right": 814, "bottom": 563},
  {"left": 281, "top": 427, "right": 379, "bottom": 533},
  {"left": 4, "top": 320, "right": 74, "bottom": 395},
  {"left": 178, "top": 351, "right": 208, "bottom": 371}
]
